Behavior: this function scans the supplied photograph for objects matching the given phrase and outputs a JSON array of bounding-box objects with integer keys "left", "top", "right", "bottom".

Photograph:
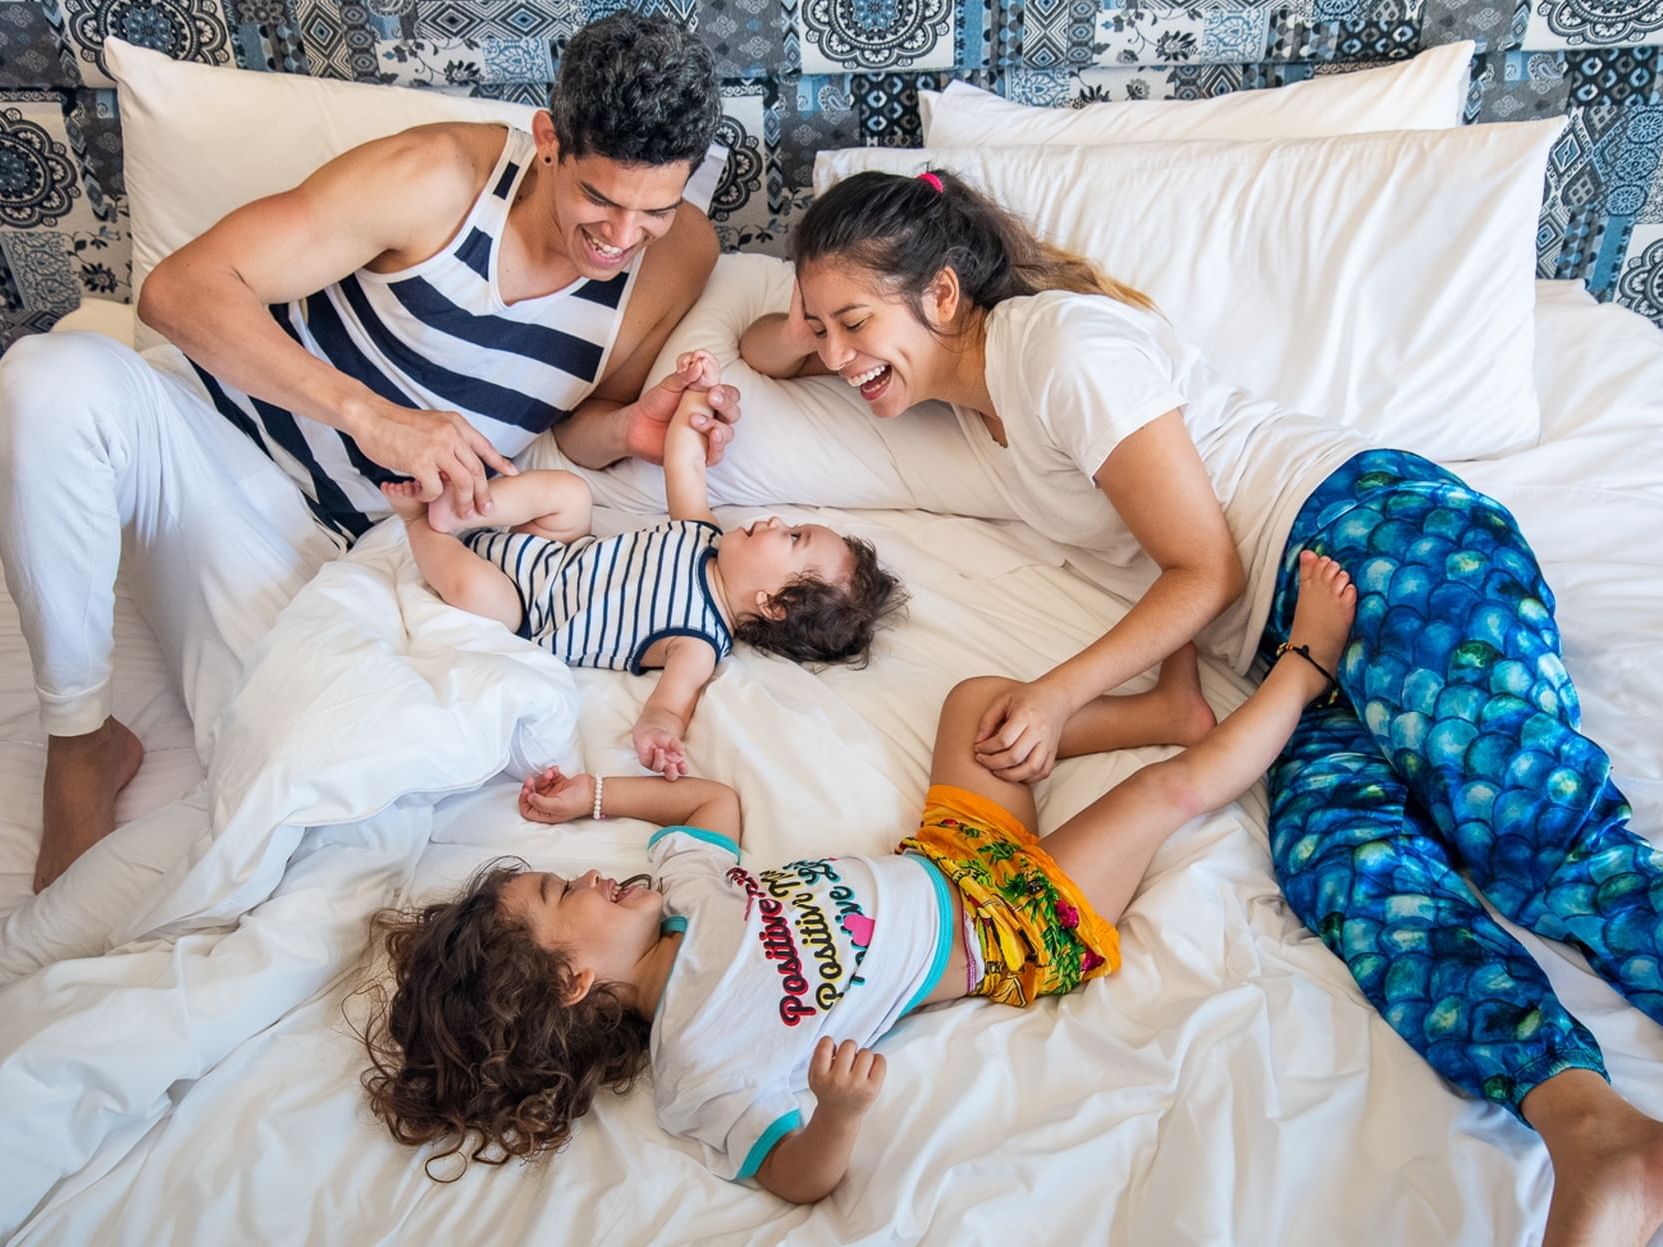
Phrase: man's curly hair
[
  {"left": 550, "top": 12, "right": 722, "bottom": 169},
  {"left": 736, "top": 535, "right": 906, "bottom": 667},
  {"left": 359, "top": 862, "right": 651, "bottom": 1179}
]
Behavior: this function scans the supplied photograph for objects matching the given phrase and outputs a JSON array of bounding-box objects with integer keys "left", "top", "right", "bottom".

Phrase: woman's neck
[{"left": 928, "top": 307, "right": 995, "bottom": 416}]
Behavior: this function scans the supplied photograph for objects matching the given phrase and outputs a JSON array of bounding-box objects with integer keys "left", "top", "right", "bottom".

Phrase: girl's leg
[
  {"left": 1268, "top": 449, "right": 1663, "bottom": 1028},
  {"left": 381, "top": 484, "right": 523, "bottom": 630},
  {"left": 1270, "top": 702, "right": 1607, "bottom": 1114}
]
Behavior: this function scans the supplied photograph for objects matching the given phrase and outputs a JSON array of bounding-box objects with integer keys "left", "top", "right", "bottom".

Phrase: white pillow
[
  {"left": 814, "top": 121, "right": 1562, "bottom": 462},
  {"left": 105, "top": 39, "right": 725, "bottom": 351},
  {"left": 925, "top": 41, "right": 1474, "bottom": 147},
  {"left": 519, "top": 252, "right": 1014, "bottom": 516}
]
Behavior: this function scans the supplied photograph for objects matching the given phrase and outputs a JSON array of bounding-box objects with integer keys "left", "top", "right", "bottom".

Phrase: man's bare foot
[
  {"left": 1153, "top": 643, "right": 1216, "bottom": 745},
  {"left": 1531, "top": 1079, "right": 1663, "bottom": 1247},
  {"left": 381, "top": 480, "right": 462, "bottom": 534},
  {"left": 1282, "top": 550, "right": 1356, "bottom": 699},
  {"left": 35, "top": 717, "right": 144, "bottom": 893}
]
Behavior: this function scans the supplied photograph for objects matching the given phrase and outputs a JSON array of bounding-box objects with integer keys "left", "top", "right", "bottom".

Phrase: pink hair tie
[{"left": 917, "top": 171, "right": 944, "bottom": 194}]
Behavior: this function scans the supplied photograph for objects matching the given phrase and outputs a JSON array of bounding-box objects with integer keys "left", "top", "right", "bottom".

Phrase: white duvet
[{"left": 0, "top": 283, "right": 1660, "bottom": 1246}]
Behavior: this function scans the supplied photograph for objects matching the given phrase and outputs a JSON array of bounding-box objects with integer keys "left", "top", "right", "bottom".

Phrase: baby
[{"left": 382, "top": 351, "right": 903, "bottom": 779}]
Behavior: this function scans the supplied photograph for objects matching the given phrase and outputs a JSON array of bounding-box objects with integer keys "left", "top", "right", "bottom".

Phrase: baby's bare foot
[
  {"left": 1155, "top": 643, "right": 1216, "bottom": 745},
  {"left": 1284, "top": 551, "right": 1357, "bottom": 695},
  {"left": 380, "top": 480, "right": 426, "bottom": 521}
]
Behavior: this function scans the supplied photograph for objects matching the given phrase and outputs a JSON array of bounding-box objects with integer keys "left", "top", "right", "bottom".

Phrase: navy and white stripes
[
  {"left": 192, "top": 127, "right": 640, "bottom": 543},
  {"left": 463, "top": 518, "right": 733, "bottom": 673}
]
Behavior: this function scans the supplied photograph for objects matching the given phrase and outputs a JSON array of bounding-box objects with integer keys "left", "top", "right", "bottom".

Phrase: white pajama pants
[{"left": 0, "top": 331, "right": 342, "bottom": 759}]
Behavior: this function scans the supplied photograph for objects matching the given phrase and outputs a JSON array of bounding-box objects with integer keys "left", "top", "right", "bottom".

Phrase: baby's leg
[
  {"left": 380, "top": 482, "right": 523, "bottom": 631},
  {"left": 406, "top": 468, "right": 592, "bottom": 540}
]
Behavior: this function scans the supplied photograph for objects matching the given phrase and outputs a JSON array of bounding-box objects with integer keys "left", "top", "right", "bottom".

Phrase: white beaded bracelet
[{"left": 591, "top": 775, "right": 606, "bottom": 821}]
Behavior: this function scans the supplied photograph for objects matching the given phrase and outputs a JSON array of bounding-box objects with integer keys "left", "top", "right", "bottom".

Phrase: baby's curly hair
[
  {"left": 737, "top": 535, "right": 906, "bottom": 667},
  {"left": 359, "top": 862, "right": 650, "bottom": 1179}
]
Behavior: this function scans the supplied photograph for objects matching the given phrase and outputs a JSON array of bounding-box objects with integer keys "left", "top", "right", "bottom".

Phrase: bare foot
[
  {"left": 1283, "top": 550, "right": 1356, "bottom": 698},
  {"left": 1539, "top": 1100, "right": 1663, "bottom": 1247},
  {"left": 1153, "top": 643, "right": 1216, "bottom": 745},
  {"left": 380, "top": 480, "right": 462, "bottom": 534},
  {"left": 35, "top": 717, "right": 144, "bottom": 893}
]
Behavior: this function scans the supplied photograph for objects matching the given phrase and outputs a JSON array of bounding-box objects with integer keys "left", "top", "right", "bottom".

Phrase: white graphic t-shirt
[{"left": 646, "top": 826, "right": 954, "bottom": 1180}]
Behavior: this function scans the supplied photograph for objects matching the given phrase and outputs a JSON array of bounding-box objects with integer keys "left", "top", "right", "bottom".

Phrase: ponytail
[{"left": 794, "top": 168, "right": 1155, "bottom": 324}]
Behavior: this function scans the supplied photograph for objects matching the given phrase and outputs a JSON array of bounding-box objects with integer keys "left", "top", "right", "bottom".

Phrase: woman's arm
[
  {"left": 633, "top": 639, "right": 719, "bottom": 780},
  {"left": 975, "top": 410, "right": 1245, "bottom": 781},
  {"left": 739, "top": 281, "right": 833, "bottom": 379}
]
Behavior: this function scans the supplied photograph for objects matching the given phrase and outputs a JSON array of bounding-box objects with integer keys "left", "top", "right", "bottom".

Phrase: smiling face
[
  {"left": 543, "top": 147, "right": 691, "bottom": 279},
  {"left": 499, "top": 869, "right": 664, "bottom": 997},
  {"left": 717, "top": 516, "right": 856, "bottom": 617},
  {"left": 797, "top": 259, "right": 959, "bottom": 419}
]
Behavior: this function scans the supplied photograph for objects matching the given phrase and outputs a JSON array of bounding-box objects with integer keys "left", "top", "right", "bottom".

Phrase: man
[{"left": 0, "top": 12, "right": 739, "bottom": 893}]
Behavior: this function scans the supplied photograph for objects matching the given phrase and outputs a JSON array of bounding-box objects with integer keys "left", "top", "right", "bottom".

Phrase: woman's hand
[
  {"left": 518, "top": 766, "right": 597, "bottom": 824},
  {"left": 738, "top": 281, "right": 831, "bottom": 380},
  {"left": 973, "top": 678, "right": 1075, "bottom": 783}
]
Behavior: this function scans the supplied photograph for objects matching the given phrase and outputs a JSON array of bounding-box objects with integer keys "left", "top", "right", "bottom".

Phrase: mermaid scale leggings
[{"left": 1263, "top": 449, "right": 1663, "bottom": 1120}]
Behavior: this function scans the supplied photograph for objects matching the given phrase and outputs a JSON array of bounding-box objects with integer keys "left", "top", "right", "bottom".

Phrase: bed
[
  {"left": 1, "top": 276, "right": 1661, "bottom": 1246},
  {"left": 4, "top": 39, "right": 1663, "bottom": 1247}
]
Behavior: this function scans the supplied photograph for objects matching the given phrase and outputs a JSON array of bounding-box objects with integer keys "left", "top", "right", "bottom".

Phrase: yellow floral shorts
[{"left": 897, "top": 784, "right": 1121, "bottom": 1008}]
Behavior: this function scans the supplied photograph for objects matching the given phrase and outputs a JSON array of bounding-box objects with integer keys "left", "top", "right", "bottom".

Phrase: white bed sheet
[{"left": 1, "top": 281, "right": 1660, "bottom": 1246}]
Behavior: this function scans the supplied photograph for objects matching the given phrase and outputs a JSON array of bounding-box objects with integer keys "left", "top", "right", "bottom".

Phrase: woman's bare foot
[
  {"left": 1153, "top": 643, "right": 1216, "bottom": 745},
  {"left": 1526, "top": 1070, "right": 1663, "bottom": 1247},
  {"left": 380, "top": 481, "right": 463, "bottom": 534},
  {"left": 1283, "top": 550, "right": 1356, "bottom": 699},
  {"left": 35, "top": 717, "right": 144, "bottom": 893}
]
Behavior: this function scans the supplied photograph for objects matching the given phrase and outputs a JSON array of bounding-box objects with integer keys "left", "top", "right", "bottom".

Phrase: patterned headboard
[{"left": 0, "top": 0, "right": 1659, "bottom": 349}]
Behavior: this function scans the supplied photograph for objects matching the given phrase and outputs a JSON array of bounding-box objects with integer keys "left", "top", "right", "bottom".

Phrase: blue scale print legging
[{"left": 1260, "top": 449, "right": 1663, "bottom": 1121}]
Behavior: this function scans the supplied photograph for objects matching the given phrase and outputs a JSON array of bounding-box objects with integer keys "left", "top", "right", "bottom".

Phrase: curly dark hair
[
  {"left": 550, "top": 12, "right": 722, "bottom": 169},
  {"left": 359, "top": 861, "right": 651, "bottom": 1180},
  {"left": 736, "top": 535, "right": 906, "bottom": 667}
]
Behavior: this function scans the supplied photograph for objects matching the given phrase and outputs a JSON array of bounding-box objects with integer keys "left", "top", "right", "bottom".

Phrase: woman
[{"left": 741, "top": 168, "right": 1663, "bottom": 1247}]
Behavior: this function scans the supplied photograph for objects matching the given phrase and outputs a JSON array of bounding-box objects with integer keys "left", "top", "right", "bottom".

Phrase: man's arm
[
  {"left": 139, "top": 124, "right": 518, "bottom": 517},
  {"left": 556, "top": 205, "right": 742, "bottom": 469}
]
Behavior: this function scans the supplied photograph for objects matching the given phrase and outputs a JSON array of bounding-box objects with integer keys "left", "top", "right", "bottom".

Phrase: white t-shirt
[
  {"left": 646, "top": 826, "right": 953, "bottom": 1181},
  {"left": 960, "top": 290, "right": 1368, "bottom": 672}
]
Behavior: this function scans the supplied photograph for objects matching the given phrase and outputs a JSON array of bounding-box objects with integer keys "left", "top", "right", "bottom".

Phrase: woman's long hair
[
  {"left": 358, "top": 862, "right": 652, "bottom": 1179},
  {"left": 794, "top": 168, "right": 1154, "bottom": 325}
]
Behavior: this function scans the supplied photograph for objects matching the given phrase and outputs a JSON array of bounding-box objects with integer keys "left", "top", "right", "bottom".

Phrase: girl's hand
[
  {"left": 518, "top": 766, "right": 597, "bottom": 824},
  {"left": 807, "top": 1037, "right": 886, "bottom": 1120},
  {"left": 973, "top": 679, "right": 1074, "bottom": 783},
  {"left": 633, "top": 714, "right": 690, "bottom": 782}
]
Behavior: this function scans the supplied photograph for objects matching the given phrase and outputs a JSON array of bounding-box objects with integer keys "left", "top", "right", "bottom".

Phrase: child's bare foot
[
  {"left": 1154, "top": 643, "right": 1216, "bottom": 745},
  {"left": 381, "top": 480, "right": 462, "bottom": 533},
  {"left": 1283, "top": 551, "right": 1357, "bottom": 699}
]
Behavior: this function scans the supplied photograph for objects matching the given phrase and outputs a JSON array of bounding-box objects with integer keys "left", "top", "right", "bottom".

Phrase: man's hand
[
  {"left": 622, "top": 351, "right": 741, "bottom": 467},
  {"left": 348, "top": 399, "right": 519, "bottom": 521},
  {"left": 518, "top": 766, "right": 597, "bottom": 824}
]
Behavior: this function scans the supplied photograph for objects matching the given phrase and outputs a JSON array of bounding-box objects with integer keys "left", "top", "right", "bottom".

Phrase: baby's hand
[
  {"left": 518, "top": 765, "right": 596, "bottom": 824},
  {"left": 675, "top": 349, "right": 721, "bottom": 393},
  {"left": 633, "top": 714, "right": 690, "bottom": 782},
  {"left": 807, "top": 1038, "right": 886, "bottom": 1120}
]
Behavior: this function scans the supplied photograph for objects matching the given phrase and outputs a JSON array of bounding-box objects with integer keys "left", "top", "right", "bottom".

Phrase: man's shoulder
[{"left": 368, "top": 121, "right": 509, "bottom": 190}]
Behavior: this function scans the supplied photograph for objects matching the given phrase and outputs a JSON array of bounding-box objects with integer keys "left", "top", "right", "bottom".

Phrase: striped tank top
[
  {"left": 463, "top": 519, "right": 734, "bottom": 673},
  {"left": 191, "top": 127, "right": 641, "bottom": 544}
]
